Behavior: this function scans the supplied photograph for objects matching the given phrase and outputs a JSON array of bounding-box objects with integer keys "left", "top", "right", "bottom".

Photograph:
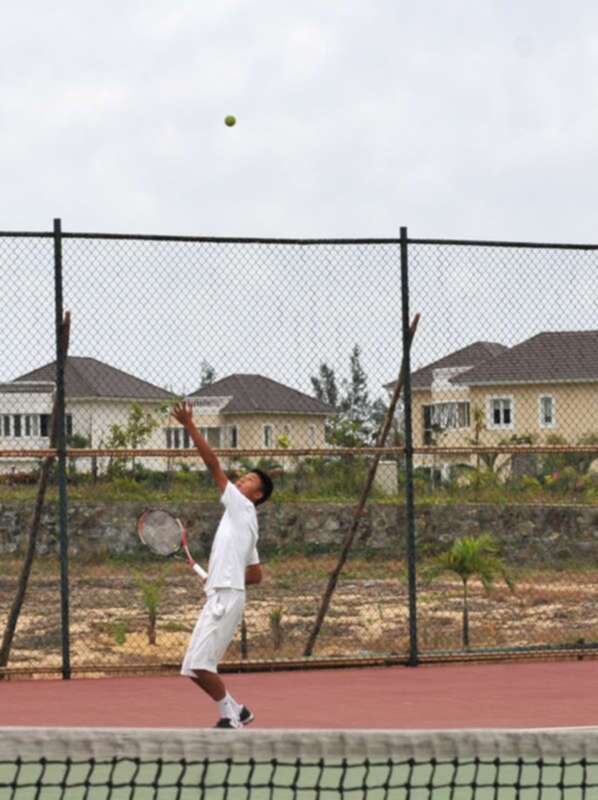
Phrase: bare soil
[{"left": 1, "top": 556, "right": 597, "bottom": 674}]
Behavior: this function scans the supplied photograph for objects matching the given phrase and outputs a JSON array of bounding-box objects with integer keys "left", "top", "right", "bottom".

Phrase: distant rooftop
[
  {"left": 14, "top": 357, "right": 173, "bottom": 400},
  {"left": 385, "top": 342, "right": 508, "bottom": 391},
  {"left": 452, "top": 331, "right": 598, "bottom": 386},
  {"left": 189, "top": 374, "right": 335, "bottom": 415}
]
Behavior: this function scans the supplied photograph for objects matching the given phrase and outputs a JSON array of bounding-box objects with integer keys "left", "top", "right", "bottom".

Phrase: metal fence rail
[{"left": 1, "top": 222, "right": 597, "bottom": 678}]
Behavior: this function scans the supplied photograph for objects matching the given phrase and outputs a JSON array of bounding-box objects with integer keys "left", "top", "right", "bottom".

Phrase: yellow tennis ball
[{"left": 224, "top": 115, "right": 236, "bottom": 127}]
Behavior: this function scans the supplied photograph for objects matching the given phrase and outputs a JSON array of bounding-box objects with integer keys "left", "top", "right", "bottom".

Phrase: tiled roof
[
  {"left": 13, "top": 357, "right": 173, "bottom": 400},
  {"left": 189, "top": 374, "right": 335, "bottom": 415},
  {"left": 453, "top": 331, "right": 598, "bottom": 385},
  {"left": 386, "top": 342, "right": 508, "bottom": 391}
]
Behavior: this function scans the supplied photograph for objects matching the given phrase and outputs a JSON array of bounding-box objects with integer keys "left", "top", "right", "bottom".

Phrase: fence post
[
  {"left": 53, "top": 218, "right": 71, "bottom": 680},
  {"left": 400, "top": 226, "right": 419, "bottom": 666}
]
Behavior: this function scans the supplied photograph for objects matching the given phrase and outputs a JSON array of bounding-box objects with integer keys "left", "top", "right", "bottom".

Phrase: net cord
[{"left": 2, "top": 727, "right": 598, "bottom": 762}]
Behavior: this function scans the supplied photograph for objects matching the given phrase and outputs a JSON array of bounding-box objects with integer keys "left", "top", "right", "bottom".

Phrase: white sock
[
  {"left": 226, "top": 692, "right": 243, "bottom": 715},
  {"left": 217, "top": 693, "right": 241, "bottom": 720}
]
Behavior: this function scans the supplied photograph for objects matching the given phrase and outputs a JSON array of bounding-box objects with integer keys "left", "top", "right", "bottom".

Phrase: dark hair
[{"left": 251, "top": 468, "right": 273, "bottom": 506}]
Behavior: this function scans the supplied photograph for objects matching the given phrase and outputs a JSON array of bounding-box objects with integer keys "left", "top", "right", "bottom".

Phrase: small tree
[
  {"left": 542, "top": 432, "right": 598, "bottom": 477},
  {"left": 276, "top": 433, "right": 290, "bottom": 449},
  {"left": 312, "top": 363, "right": 341, "bottom": 444},
  {"left": 67, "top": 433, "right": 90, "bottom": 478},
  {"left": 311, "top": 363, "right": 339, "bottom": 408},
  {"left": 105, "top": 402, "right": 166, "bottom": 476},
  {"left": 311, "top": 347, "right": 380, "bottom": 447},
  {"left": 270, "top": 607, "right": 284, "bottom": 651},
  {"left": 132, "top": 565, "right": 172, "bottom": 645},
  {"left": 199, "top": 360, "right": 217, "bottom": 388},
  {"left": 466, "top": 405, "right": 499, "bottom": 474},
  {"left": 341, "top": 346, "right": 370, "bottom": 423},
  {"left": 424, "top": 534, "right": 514, "bottom": 648}
]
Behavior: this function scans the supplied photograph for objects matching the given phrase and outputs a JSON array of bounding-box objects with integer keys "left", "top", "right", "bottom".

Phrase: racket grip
[{"left": 192, "top": 563, "right": 208, "bottom": 580}]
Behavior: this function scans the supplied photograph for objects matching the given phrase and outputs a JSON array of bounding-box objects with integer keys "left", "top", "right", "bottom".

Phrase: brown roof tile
[
  {"left": 386, "top": 342, "right": 508, "bottom": 391},
  {"left": 14, "top": 357, "right": 174, "bottom": 400},
  {"left": 453, "top": 331, "right": 598, "bottom": 385},
  {"left": 189, "top": 374, "right": 335, "bottom": 415}
]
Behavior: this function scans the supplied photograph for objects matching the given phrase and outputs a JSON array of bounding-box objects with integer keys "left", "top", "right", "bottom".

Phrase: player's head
[{"left": 235, "top": 469, "right": 274, "bottom": 506}]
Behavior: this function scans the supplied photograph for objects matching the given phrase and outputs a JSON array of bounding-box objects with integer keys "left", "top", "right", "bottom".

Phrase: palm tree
[{"left": 424, "top": 534, "right": 514, "bottom": 648}]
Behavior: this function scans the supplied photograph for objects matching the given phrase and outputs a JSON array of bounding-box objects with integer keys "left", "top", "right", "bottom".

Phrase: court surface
[
  {"left": 3, "top": 661, "right": 598, "bottom": 798},
  {"left": 2, "top": 659, "right": 597, "bottom": 729}
]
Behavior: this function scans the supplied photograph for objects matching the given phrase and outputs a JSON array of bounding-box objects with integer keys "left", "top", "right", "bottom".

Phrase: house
[
  {"left": 1, "top": 357, "right": 174, "bottom": 474},
  {"left": 180, "top": 374, "right": 336, "bottom": 462},
  {"left": 0, "top": 363, "right": 336, "bottom": 475},
  {"left": 0, "top": 381, "right": 56, "bottom": 474},
  {"left": 386, "top": 331, "right": 598, "bottom": 475}
]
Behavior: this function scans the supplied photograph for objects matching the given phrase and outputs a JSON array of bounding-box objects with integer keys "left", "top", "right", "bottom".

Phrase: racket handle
[{"left": 192, "top": 563, "right": 208, "bottom": 580}]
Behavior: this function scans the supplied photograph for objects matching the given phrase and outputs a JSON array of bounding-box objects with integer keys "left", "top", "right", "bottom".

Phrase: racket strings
[{"left": 139, "top": 511, "right": 182, "bottom": 556}]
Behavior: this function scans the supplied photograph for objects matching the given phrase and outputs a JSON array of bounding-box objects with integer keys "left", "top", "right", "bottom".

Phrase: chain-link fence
[
  {"left": 408, "top": 239, "right": 598, "bottom": 658},
  {"left": 1, "top": 224, "right": 597, "bottom": 677}
]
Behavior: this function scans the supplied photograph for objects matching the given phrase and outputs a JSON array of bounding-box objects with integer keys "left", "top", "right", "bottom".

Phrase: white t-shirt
[{"left": 205, "top": 481, "right": 259, "bottom": 593}]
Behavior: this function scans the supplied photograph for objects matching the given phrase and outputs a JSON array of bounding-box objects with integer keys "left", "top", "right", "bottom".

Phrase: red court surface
[{"left": 1, "top": 660, "right": 597, "bottom": 729}]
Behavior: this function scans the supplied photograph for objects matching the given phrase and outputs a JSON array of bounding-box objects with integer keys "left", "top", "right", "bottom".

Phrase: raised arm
[{"left": 171, "top": 401, "right": 228, "bottom": 493}]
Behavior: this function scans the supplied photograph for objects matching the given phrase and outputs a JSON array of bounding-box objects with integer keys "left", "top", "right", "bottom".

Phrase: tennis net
[{"left": 1, "top": 726, "right": 598, "bottom": 799}]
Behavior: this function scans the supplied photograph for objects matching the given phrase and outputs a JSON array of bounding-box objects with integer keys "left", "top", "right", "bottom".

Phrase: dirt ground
[{"left": 1, "top": 555, "right": 597, "bottom": 673}]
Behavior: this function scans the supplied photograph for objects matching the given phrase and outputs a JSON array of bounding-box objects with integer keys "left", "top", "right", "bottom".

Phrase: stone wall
[{"left": 1, "top": 500, "right": 598, "bottom": 566}]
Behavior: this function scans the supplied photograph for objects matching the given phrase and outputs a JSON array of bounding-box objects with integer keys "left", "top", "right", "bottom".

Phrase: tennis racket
[{"left": 137, "top": 509, "right": 208, "bottom": 580}]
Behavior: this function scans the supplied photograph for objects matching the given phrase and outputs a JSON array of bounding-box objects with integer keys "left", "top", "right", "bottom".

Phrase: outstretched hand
[{"left": 172, "top": 400, "right": 194, "bottom": 428}]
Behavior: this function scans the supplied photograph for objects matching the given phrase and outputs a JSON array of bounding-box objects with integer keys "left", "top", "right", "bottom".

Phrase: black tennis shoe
[
  {"left": 214, "top": 717, "right": 241, "bottom": 729},
  {"left": 239, "top": 706, "right": 254, "bottom": 726}
]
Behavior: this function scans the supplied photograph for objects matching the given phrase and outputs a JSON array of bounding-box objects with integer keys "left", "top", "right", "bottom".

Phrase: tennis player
[{"left": 172, "top": 401, "right": 273, "bottom": 729}]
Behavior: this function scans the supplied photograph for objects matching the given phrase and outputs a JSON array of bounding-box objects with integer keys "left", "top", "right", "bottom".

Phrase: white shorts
[{"left": 181, "top": 589, "right": 245, "bottom": 675}]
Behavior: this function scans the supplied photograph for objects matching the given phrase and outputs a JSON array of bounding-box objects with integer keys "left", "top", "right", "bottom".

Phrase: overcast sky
[
  {"left": 2, "top": 2, "right": 597, "bottom": 398},
  {"left": 3, "top": 1, "right": 598, "bottom": 242}
]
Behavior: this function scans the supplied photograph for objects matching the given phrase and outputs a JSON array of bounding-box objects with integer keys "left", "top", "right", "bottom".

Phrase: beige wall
[
  {"left": 170, "top": 412, "right": 327, "bottom": 450},
  {"left": 0, "top": 393, "right": 329, "bottom": 475},
  {"left": 412, "top": 380, "right": 598, "bottom": 471},
  {"left": 223, "top": 413, "right": 327, "bottom": 450},
  {"left": 177, "top": 411, "right": 329, "bottom": 470}
]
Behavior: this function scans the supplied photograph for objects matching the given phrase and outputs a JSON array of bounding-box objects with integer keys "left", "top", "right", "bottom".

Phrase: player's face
[{"left": 235, "top": 472, "right": 263, "bottom": 503}]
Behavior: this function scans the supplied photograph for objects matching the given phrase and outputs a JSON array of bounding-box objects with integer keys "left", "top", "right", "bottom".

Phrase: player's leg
[
  {"left": 190, "top": 669, "right": 226, "bottom": 701},
  {"left": 191, "top": 669, "right": 252, "bottom": 727},
  {"left": 181, "top": 590, "right": 251, "bottom": 727}
]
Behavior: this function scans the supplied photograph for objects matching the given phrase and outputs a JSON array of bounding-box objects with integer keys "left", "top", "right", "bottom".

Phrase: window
[
  {"left": 167, "top": 426, "right": 220, "bottom": 449},
  {"left": 489, "top": 397, "right": 513, "bottom": 429},
  {"left": 166, "top": 427, "right": 183, "bottom": 449},
  {"left": 228, "top": 426, "right": 238, "bottom": 448},
  {"left": 539, "top": 396, "right": 555, "bottom": 428},
  {"left": 307, "top": 425, "right": 316, "bottom": 447},
  {"left": 422, "top": 402, "right": 470, "bottom": 444},
  {"left": 208, "top": 428, "right": 221, "bottom": 448},
  {"left": 24, "top": 415, "right": 40, "bottom": 437},
  {"left": 200, "top": 427, "right": 221, "bottom": 448},
  {"left": 263, "top": 424, "right": 273, "bottom": 448},
  {"left": 40, "top": 414, "right": 49, "bottom": 438},
  {"left": 1, "top": 413, "right": 60, "bottom": 438},
  {"left": 66, "top": 415, "right": 73, "bottom": 438}
]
